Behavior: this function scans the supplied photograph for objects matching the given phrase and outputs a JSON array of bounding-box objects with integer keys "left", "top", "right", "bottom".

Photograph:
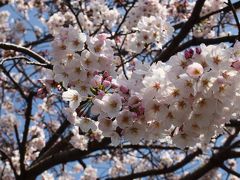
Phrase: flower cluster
[
  {"left": 167, "top": 0, "right": 194, "bottom": 21},
  {"left": 51, "top": 20, "right": 240, "bottom": 149},
  {"left": 52, "top": 26, "right": 116, "bottom": 93},
  {"left": 0, "top": 10, "right": 10, "bottom": 42},
  {"left": 162, "top": 43, "right": 240, "bottom": 148},
  {"left": 47, "top": 0, "right": 240, "bottom": 149},
  {"left": 77, "top": 0, "right": 119, "bottom": 33},
  {"left": 2, "top": 0, "right": 240, "bottom": 179},
  {"left": 47, "top": 11, "right": 75, "bottom": 34},
  {"left": 124, "top": 0, "right": 167, "bottom": 29},
  {"left": 125, "top": 16, "right": 174, "bottom": 52},
  {"left": 120, "top": 0, "right": 173, "bottom": 52},
  {"left": 47, "top": 0, "right": 120, "bottom": 35}
]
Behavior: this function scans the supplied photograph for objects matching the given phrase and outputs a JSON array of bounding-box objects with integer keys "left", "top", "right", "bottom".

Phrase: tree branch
[
  {"left": 0, "top": 65, "right": 27, "bottom": 99},
  {"left": 24, "top": 34, "right": 54, "bottom": 48},
  {"left": 0, "top": 149, "right": 18, "bottom": 178},
  {"left": 221, "top": 164, "right": 240, "bottom": 178},
  {"left": 32, "top": 120, "right": 70, "bottom": 165},
  {"left": 176, "top": 35, "right": 238, "bottom": 53},
  {"left": 27, "top": 138, "right": 111, "bottom": 178},
  {"left": 227, "top": 0, "right": 240, "bottom": 38},
  {"left": 154, "top": 0, "right": 206, "bottom": 63},
  {"left": 181, "top": 132, "right": 239, "bottom": 180},
  {"left": 173, "top": 1, "right": 240, "bottom": 30},
  {"left": 108, "top": 149, "right": 202, "bottom": 180},
  {"left": 19, "top": 92, "right": 35, "bottom": 174},
  {"left": 0, "top": 42, "right": 52, "bottom": 69}
]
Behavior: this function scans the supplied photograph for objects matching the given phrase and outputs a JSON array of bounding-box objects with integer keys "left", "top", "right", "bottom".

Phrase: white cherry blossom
[
  {"left": 76, "top": 117, "right": 97, "bottom": 133},
  {"left": 62, "top": 89, "right": 82, "bottom": 110},
  {"left": 101, "top": 93, "right": 122, "bottom": 118}
]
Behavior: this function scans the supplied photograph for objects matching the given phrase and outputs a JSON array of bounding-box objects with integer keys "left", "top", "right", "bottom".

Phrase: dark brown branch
[
  {"left": 34, "top": 134, "right": 72, "bottom": 164},
  {"left": 0, "top": 149, "right": 18, "bottom": 178},
  {"left": 223, "top": 128, "right": 240, "bottom": 147},
  {"left": 32, "top": 120, "right": 70, "bottom": 165},
  {"left": 27, "top": 138, "right": 111, "bottom": 178},
  {"left": 221, "top": 164, "right": 240, "bottom": 178},
  {"left": 0, "top": 56, "right": 30, "bottom": 65},
  {"left": 181, "top": 132, "right": 239, "bottom": 180},
  {"left": 173, "top": 1, "right": 240, "bottom": 30},
  {"left": 64, "top": 0, "right": 84, "bottom": 32},
  {"left": 154, "top": 0, "right": 206, "bottom": 63},
  {"left": 14, "top": 125, "right": 21, "bottom": 153},
  {"left": 24, "top": 34, "right": 54, "bottom": 48},
  {"left": 108, "top": 144, "right": 180, "bottom": 151},
  {"left": 115, "top": 42, "right": 128, "bottom": 80},
  {"left": 181, "top": 152, "right": 225, "bottom": 180},
  {"left": 113, "top": 0, "right": 137, "bottom": 38},
  {"left": 226, "top": 119, "right": 240, "bottom": 128},
  {"left": 228, "top": 150, "right": 240, "bottom": 159},
  {"left": 0, "top": 65, "right": 27, "bottom": 99},
  {"left": 19, "top": 92, "right": 35, "bottom": 173},
  {"left": 0, "top": 2, "right": 8, "bottom": 7},
  {"left": 176, "top": 35, "right": 238, "bottom": 53},
  {"left": 108, "top": 149, "right": 202, "bottom": 180}
]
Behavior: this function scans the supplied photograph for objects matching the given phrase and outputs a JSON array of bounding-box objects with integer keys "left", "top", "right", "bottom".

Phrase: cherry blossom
[{"left": 1, "top": 0, "right": 240, "bottom": 179}]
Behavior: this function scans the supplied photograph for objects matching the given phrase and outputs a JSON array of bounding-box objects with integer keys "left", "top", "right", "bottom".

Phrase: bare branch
[
  {"left": 0, "top": 42, "right": 52, "bottom": 69},
  {"left": 176, "top": 35, "right": 238, "bottom": 53},
  {"left": 19, "top": 92, "right": 35, "bottom": 173}
]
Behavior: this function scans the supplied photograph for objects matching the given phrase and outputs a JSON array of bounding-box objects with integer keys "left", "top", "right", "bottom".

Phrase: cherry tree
[{"left": 0, "top": 0, "right": 240, "bottom": 179}]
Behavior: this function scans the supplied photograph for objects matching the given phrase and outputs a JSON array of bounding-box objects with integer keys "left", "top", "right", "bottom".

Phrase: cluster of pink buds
[{"left": 184, "top": 47, "right": 202, "bottom": 59}]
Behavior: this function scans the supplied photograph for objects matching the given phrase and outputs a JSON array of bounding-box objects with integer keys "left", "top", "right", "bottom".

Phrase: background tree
[{"left": 0, "top": 0, "right": 240, "bottom": 179}]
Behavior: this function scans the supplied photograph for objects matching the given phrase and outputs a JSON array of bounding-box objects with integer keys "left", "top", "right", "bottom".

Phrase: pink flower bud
[
  {"left": 232, "top": 60, "right": 240, "bottom": 71},
  {"left": 132, "top": 112, "right": 138, "bottom": 118},
  {"left": 106, "top": 76, "right": 112, "bottom": 82},
  {"left": 196, "top": 47, "right": 202, "bottom": 54},
  {"left": 103, "top": 71, "right": 109, "bottom": 78},
  {"left": 37, "top": 88, "right": 47, "bottom": 98},
  {"left": 184, "top": 49, "right": 194, "bottom": 59},
  {"left": 93, "top": 71, "right": 98, "bottom": 76},
  {"left": 115, "top": 36, "right": 121, "bottom": 43},
  {"left": 37, "top": 88, "right": 44, "bottom": 95},
  {"left": 138, "top": 105, "right": 144, "bottom": 115},
  {"left": 120, "top": 85, "right": 129, "bottom": 94},
  {"left": 103, "top": 80, "right": 111, "bottom": 88}
]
